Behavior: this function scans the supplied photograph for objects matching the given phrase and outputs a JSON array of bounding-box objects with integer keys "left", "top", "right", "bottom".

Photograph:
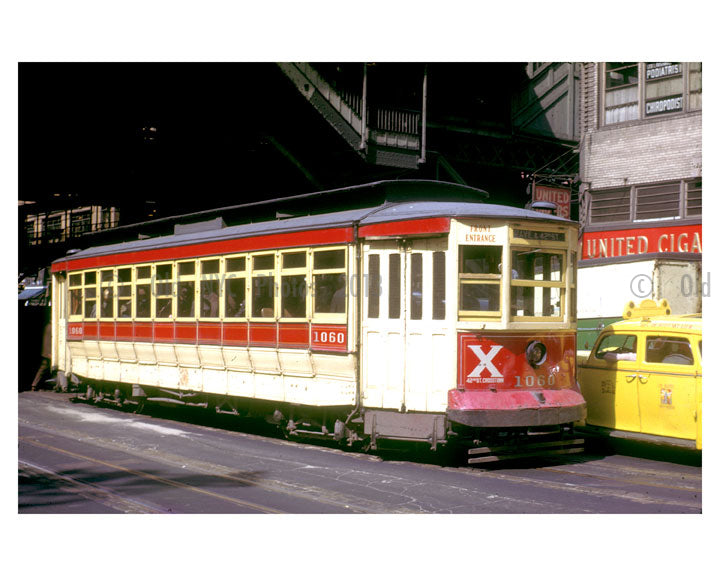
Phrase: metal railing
[
  {"left": 24, "top": 213, "right": 120, "bottom": 246},
  {"left": 372, "top": 108, "right": 420, "bottom": 135}
]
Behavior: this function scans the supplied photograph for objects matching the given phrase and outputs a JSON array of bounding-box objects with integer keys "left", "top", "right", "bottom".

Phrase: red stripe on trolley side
[
  {"left": 222, "top": 322, "right": 248, "bottom": 346},
  {"left": 153, "top": 322, "right": 174, "bottom": 341},
  {"left": 64, "top": 320, "right": 351, "bottom": 352},
  {"left": 115, "top": 323, "right": 133, "bottom": 341},
  {"left": 98, "top": 322, "right": 115, "bottom": 340},
  {"left": 175, "top": 323, "right": 197, "bottom": 344},
  {"left": 51, "top": 227, "right": 354, "bottom": 273},
  {"left": 358, "top": 217, "right": 450, "bottom": 238},
  {"left": 134, "top": 322, "right": 153, "bottom": 341},
  {"left": 198, "top": 322, "right": 222, "bottom": 345},
  {"left": 249, "top": 323, "right": 277, "bottom": 347},
  {"left": 278, "top": 323, "right": 310, "bottom": 348},
  {"left": 83, "top": 322, "right": 99, "bottom": 339}
]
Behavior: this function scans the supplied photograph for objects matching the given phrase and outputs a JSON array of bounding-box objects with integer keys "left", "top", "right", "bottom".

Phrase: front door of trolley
[{"left": 361, "top": 237, "right": 451, "bottom": 413}]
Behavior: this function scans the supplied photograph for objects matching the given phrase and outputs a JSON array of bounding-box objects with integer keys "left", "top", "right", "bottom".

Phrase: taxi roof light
[{"left": 623, "top": 299, "right": 671, "bottom": 320}]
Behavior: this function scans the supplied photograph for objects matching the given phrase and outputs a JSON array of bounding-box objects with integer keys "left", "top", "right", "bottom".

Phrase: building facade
[{"left": 576, "top": 62, "right": 702, "bottom": 347}]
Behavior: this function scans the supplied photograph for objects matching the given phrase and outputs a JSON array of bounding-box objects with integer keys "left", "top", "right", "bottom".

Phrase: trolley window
[
  {"left": 281, "top": 250, "right": 308, "bottom": 319},
  {"left": 510, "top": 250, "right": 564, "bottom": 319},
  {"left": 225, "top": 277, "right": 246, "bottom": 317},
  {"left": 84, "top": 271, "right": 97, "bottom": 318},
  {"left": 135, "top": 266, "right": 151, "bottom": 318},
  {"left": 388, "top": 253, "right": 401, "bottom": 319},
  {"left": 251, "top": 252, "right": 276, "bottom": 318},
  {"left": 155, "top": 263, "right": 173, "bottom": 318},
  {"left": 226, "top": 256, "right": 246, "bottom": 273},
  {"left": 69, "top": 273, "right": 82, "bottom": 317},
  {"left": 117, "top": 267, "right": 132, "bottom": 318},
  {"left": 200, "top": 259, "right": 220, "bottom": 318},
  {"left": 177, "top": 260, "right": 196, "bottom": 318},
  {"left": 432, "top": 251, "right": 446, "bottom": 320},
  {"left": 224, "top": 256, "right": 247, "bottom": 318},
  {"left": 367, "top": 254, "right": 380, "bottom": 319},
  {"left": 100, "top": 269, "right": 114, "bottom": 318},
  {"left": 458, "top": 245, "right": 502, "bottom": 315},
  {"left": 313, "top": 248, "right": 346, "bottom": 316},
  {"left": 410, "top": 252, "right": 423, "bottom": 320}
]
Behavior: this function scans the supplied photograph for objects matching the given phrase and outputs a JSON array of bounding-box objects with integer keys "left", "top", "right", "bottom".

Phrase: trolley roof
[{"left": 52, "top": 180, "right": 574, "bottom": 268}]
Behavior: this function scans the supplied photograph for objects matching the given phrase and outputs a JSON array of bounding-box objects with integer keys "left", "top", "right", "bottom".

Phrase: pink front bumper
[{"left": 447, "top": 389, "right": 586, "bottom": 428}]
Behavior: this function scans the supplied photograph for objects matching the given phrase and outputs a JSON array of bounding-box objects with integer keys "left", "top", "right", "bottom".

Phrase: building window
[
  {"left": 46, "top": 215, "right": 64, "bottom": 243},
  {"left": 25, "top": 220, "right": 37, "bottom": 245},
  {"left": 71, "top": 211, "right": 92, "bottom": 236},
  {"left": 602, "top": 62, "right": 701, "bottom": 126},
  {"left": 686, "top": 180, "right": 702, "bottom": 217},
  {"left": 645, "top": 63, "right": 683, "bottom": 117},
  {"left": 590, "top": 188, "right": 632, "bottom": 223},
  {"left": 635, "top": 183, "right": 680, "bottom": 221},
  {"left": 604, "top": 63, "right": 639, "bottom": 124},
  {"left": 689, "top": 63, "right": 702, "bottom": 110},
  {"left": 590, "top": 179, "right": 701, "bottom": 225}
]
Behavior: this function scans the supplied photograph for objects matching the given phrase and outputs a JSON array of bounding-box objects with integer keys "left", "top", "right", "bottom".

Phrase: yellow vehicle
[{"left": 578, "top": 299, "right": 702, "bottom": 450}]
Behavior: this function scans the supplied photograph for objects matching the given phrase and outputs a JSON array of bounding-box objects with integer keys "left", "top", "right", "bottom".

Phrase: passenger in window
[
  {"left": 282, "top": 276, "right": 307, "bottom": 318},
  {"left": 71, "top": 293, "right": 82, "bottom": 315},
  {"left": 119, "top": 302, "right": 130, "bottom": 317},
  {"left": 156, "top": 299, "right": 172, "bottom": 317},
  {"left": 330, "top": 274, "right": 346, "bottom": 313},
  {"left": 252, "top": 277, "right": 274, "bottom": 317},
  {"left": 226, "top": 287, "right": 245, "bottom": 317},
  {"left": 315, "top": 278, "right": 334, "bottom": 313},
  {"left": 178, "top": 283, "right": 195, "bottom": 317},
  {"left": 136, "top": 286, "right": 150, "bottom": 317},
  {"left": 201, "top": 282, "right": 219, "bottom": 317},
  {"left": 101, "top": 288, "right": 113, "bottom": 318}
]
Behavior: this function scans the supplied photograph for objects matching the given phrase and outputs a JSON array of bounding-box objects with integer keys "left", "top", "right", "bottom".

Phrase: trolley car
[{"left": 49, "top": 180, "right": 585, "bottom": 463}]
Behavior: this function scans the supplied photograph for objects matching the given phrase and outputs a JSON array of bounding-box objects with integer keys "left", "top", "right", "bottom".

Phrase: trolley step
[{"left": 467, "top": 438, "right": 585, "bottom": 464}]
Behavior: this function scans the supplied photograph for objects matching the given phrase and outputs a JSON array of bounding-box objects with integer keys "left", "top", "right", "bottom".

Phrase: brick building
[{"left": 576, "top": 62, "right": 702, "bottom": 347}]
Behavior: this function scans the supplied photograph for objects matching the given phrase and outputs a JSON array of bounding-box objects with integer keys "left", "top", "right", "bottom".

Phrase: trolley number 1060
[
  {"left": 514, "top": 374, "right": 556, "bottom": 387},
  {"left": 312, "top": 327, "right": 346, "bottom": 347}
]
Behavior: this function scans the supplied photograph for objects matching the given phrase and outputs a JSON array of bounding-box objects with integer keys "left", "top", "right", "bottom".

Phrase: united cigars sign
[
  {"left": 582, "top": 223, "right": 702, "bottom": 260},
  {"left": 533, "top": 185, "right": 571, "bottom": 219}
]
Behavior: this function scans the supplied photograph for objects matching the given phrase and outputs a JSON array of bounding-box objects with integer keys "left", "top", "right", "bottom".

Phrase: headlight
[{"left": 526, "top": 340, "right": 547, "bottom": 367}]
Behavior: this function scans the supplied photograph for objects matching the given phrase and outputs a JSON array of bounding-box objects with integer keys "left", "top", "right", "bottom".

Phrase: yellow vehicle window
[
  {"left": 458, "top": 245, "right": 501, "bottom": 313},
  {"left": 646, "top": 336, "right": 693, "bottom": 365},
  {"left": 595, "top": 333, "right": 637, "bottom": 361}
]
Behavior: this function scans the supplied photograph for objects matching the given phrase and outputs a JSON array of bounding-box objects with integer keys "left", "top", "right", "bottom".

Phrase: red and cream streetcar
[{"left": 50, "top": 180, "right": 585, "bottom": 462}]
